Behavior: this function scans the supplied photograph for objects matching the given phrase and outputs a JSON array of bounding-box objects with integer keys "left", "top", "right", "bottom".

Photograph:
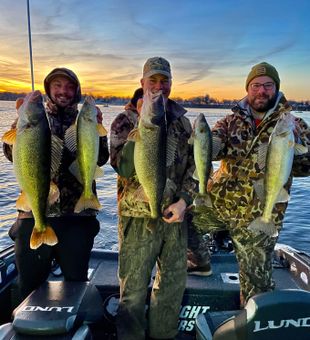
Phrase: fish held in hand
[
  {"left": 189, "top": 113, "right": 213, "bottom": 195},
  {"left": 249, "top": 113, "right": 307, "bottom": 237},
  {"left": 65, "top": 96, "right": 106, "bottom": 213},
  {"left": 128, "top": 90, "right": 166, "bottom": 220},
  {"left": 2, "top": 90, "right": 58, "bottom": 249}
]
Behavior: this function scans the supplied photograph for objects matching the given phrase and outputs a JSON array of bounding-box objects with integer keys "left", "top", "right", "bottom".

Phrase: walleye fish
[
  {"left": 128, "top": 90, "right": 166, "bottom": 219},
  {"left": 2, "top": 91, "right": 59, "bottom": 249},
  {"left": 249, "top": 113, "right": 307, "bottom": 237},
  {"left": 65, "top": 96, "right": 107, "bottom": 213},
  {"left": 189, "top": 113, "right": 213, "bottom": 195}
]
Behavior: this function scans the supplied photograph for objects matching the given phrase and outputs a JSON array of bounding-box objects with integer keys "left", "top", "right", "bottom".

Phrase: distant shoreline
[{"left": 0, "top": 93, "right": 309, "bottom": 111}]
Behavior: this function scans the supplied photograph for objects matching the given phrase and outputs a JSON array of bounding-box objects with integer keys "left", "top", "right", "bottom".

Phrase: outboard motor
[
  {"left": 196, "top": 289, "right": 310, "bottom": 340},
  {"left": 0, "top": 281, "right": 103, "bottom": 339}
]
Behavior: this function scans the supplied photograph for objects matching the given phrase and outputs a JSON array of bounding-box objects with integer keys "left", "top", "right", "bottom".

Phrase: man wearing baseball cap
[
  {"left": 110, "top": 57, "right": 197, "bottom": 339},
  {"left": 192, "top": 61, "right": 310, "bottom": 307}
]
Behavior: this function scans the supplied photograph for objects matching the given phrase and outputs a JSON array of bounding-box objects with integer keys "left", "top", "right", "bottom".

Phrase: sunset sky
[{"left": 0, "top": 0, "right": 309, "bottom": 100}]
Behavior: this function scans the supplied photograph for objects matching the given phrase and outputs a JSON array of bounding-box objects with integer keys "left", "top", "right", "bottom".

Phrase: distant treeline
[{"left": 0, "top": 91, "right": 309, "bottom": 111}]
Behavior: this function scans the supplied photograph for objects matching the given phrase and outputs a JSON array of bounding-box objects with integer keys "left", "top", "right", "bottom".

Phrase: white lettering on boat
[
  {"left": 178, "top": 305, "right": 210, "bottom": 331},
  {"left": 22, "top": 306, "right": 75, "bottom": 313},
  {"left": 253, "top": 317, "right": 310, "bottom": 332}
]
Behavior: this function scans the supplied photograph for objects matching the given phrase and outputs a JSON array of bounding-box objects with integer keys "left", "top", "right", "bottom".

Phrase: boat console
[
  {"left": 195, "top": 289, "right": 310, "bottom": 340},
  {"left": 0, "top": 281, "right": 103, "bottom": 339}
]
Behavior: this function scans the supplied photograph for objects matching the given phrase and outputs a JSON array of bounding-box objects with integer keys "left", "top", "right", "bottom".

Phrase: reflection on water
[{"left": 1, "top": 101, "right": 310, "bottom": 254}]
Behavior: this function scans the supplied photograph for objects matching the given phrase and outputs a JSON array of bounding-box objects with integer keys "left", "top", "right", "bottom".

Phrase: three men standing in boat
[{"left": 4, "top": 60, "right": 310, "bottom": 340}]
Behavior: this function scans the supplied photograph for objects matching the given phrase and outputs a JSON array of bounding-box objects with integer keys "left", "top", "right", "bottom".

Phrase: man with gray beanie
[
  {"left": 110, "top": 57, "right": 197, "bottom": 339},
  {"left": 192, "top": 61, "right": 310, "bottom": 307},
  {"left": 3, "top": 67, "right": 109, "bottom": 303}
]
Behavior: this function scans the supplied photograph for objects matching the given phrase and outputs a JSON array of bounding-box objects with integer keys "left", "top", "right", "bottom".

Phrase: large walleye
[
  {"left": 189, "top": 113, "right": 212, "bottom": 195},
  {"left": 65, "top": 96, "right": 107, "bottom": 213},
  {"left": 2, "top": 91, "right": 59, "bottom": 249},
  {"left": 249, "top": 113, "right": 307, "bottom": 237},
  {"left": 128, "top": 90, "right": 166, "bottom": 219}
]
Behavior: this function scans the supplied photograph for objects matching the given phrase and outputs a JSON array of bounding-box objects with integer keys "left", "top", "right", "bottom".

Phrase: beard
[
  {"left": 248, "top": 92, "right": 278, "bottom": 113},
  {"left": 52, "top": 94, "right": 74, "bottom": 108}
]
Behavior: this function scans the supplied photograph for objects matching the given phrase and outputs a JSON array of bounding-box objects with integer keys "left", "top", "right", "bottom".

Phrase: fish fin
[
  {"left": 64, "top": 124, "right": 77, "bottom": 152},
  {"left": 51, "top": 135, "right": 63, "bottom": 177},
  {"left": 1, "top": 128, "right": 17, "bottom": 145},
  {"left": 97, "top": 124, "right": 108, "bottom": 137},
  {"left": 127, "top": 128, "right": 140, "bottom": 142},
  {"left": 294, "top": 143, "right": 308, "bottom": 156},
  {"left": 146, "top": 218, "right": 157, "bottom": 233},
  {"left": 16, "top": 191, "right": 31, "bottom": 211},
  {"left": 30, "top": 226, "right": 58, "bottom": 249},
  {"left": 133, "top": 185, "right": 149, "bottom": 202},
  {"left": 94, "top": 165, "right": 104, "bottom": 179},
  {"left": 194, "top": 193, "right": 212, "bottom": 208},
  {"left": 192, "top": 169, "right": 199, "bottom": 181},
  {"left": 257, "top": 143, "right": 268, "bottom": 170},
  {"left": 188, "top": 132, "right": 195, "bottom": 145},
  {"left": 166, "top": 135, "right": 178, "bottom": 167},
  {"left": 69, "top": 160, "right": 82, "bottom": 183},
  {"left": 48, "top": 181, "right": 60, "bottom": 205},
  {"left": 253, "top": 178, "right": 265, "bottom": 203},
  {"left": 74, "top": 193, "right": 102, "bottom": 213},
  {"left": 211, "top": 136, "right": 222, "bottom": 158},
  {"left": 15, "top": 97, "right": 24, "bottom": 110},
  {"left": 162, "top": 178, "right": 177, "bottom": 200},
  {"left": 276, "top": 187, "right": 290, "bottom": 203},
  {"left": 248, "top": 217, "right": 278, "bottom": 237}
]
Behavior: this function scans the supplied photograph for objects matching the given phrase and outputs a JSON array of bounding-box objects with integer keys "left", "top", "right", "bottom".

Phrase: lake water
[{"left": 1, "top": 101, "right": 310, "bottom": 254}]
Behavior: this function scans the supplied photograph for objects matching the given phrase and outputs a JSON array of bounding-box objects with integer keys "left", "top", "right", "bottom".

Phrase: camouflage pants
[
  {"left": 192, "top": 206, "right": 277, "bottom": 306},
  {"left": 116, "top": 216, "right": 187, "bottom": 340}
]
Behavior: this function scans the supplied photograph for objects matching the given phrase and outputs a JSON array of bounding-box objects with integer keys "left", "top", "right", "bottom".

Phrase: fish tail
[
  {"left": 248, "top": 217, "right": 278, "bottom": 237},
  {"left": 74, "top": 192, "right": 102, "bottom": 213},
  {"left": 30, "top": 226, "right": 58, "bottom": 249}
]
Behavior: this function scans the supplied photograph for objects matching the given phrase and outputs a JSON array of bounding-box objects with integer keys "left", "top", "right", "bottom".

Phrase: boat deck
[
  {"left": 81, "top": 247, "right": 307, "bottom": 339},
  {"left": 1, "top": 243, "right": 309, "bottom": 339}
]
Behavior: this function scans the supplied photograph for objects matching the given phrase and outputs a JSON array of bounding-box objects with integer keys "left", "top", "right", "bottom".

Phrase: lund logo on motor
[
  {"left": 22, "top": 306, "right": 75, "bottom": 313},
  {"left": 253, "top": 317, "right": 310, "bottom": 332}
]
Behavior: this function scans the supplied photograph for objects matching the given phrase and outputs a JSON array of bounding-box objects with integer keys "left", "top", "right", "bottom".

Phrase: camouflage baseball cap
[{"left": 143, "top": 57, "right": 172, "bottom": 79}]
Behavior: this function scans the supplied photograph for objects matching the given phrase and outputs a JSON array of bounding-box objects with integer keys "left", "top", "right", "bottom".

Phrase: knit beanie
[{"left": 245, "top": 62, "right": 280, "bottom": 90}]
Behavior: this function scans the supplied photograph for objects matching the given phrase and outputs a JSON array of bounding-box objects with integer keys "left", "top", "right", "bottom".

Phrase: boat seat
[
  {"left": 196, "top": 289, "right": 310, "bottom": 340},
  {"left": 0, "top": 281, "right": 103, "bottom": 339}
]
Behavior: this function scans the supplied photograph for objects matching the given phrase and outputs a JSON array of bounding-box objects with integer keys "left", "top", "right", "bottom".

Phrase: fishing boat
[{"left": 0, "top": 232, "right": 310, "bottom": 340}]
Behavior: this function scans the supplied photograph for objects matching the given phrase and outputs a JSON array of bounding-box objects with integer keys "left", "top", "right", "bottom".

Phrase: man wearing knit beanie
[
  {"left": 192, "top": 61, "right": 310, "bottom": 308},
  {"left": 245, "top": 61, "right": 280, "bottom": 117}
]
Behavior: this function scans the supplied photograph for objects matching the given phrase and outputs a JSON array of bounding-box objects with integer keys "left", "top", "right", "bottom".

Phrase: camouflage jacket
[
  {"left": 208, "top": 92, "right": 310, "bottom": 230},
  {"left": 3, "top": 101, "right": 109, "bottom": 217},
  {"left": 110, "top": 99, "right": 197, "bottom": 218}
]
